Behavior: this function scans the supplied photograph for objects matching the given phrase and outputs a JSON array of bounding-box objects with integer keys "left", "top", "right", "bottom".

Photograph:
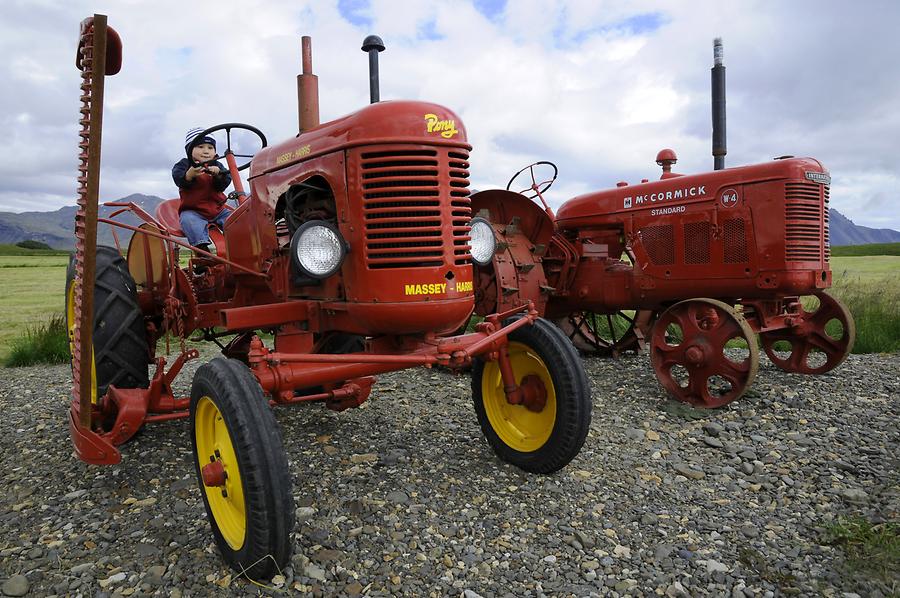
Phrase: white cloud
[{"left": 0, "top": 0, "right": 898, "bottom": 233}]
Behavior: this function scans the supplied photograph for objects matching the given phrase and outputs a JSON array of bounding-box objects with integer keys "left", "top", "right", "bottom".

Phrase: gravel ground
[{"left": 1, "top": 350, "right": 898, "bottom": 597}]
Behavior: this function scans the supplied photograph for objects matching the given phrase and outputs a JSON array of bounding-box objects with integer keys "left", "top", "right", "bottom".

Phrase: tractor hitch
[{"left": 69, "top": 348, "right": 200, "bottom": 465}]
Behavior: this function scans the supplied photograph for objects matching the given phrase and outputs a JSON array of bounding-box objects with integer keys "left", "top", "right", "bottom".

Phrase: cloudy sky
[{"left": 3, "top": 0, "right": 899, "bottom": 229}]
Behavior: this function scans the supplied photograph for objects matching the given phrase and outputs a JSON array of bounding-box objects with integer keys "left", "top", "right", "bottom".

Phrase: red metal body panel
[
  {"left": 252, "top": 101, "right": 469, "bottom": 176},
  {"left": 548, "top": 157, "right": 830, "bottom": 313}
]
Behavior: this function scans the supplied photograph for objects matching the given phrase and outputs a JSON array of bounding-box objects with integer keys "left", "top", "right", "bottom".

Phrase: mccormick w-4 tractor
[
  {"left": 472, "top": 39, "right": 853, "bottom": 409},
  {"left": 68, "top": 16, "right": 590, "bottom": 579}
]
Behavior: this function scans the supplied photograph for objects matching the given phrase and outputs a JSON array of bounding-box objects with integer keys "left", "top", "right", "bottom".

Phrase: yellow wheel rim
[
  {"left": 195, "top": 396, "right": 246, "bottom": 550},
  {"left": 66, "top": 279, "right": 97, "bottom": 404},
  {"left": 481, "top": 342, "right": 557, "bottom": 452}
]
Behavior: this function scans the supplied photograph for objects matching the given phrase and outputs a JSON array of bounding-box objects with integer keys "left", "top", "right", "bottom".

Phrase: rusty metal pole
[
  {"left": 297, "top": 36, "right": 319, "bottom": 133},
  {"left": 77, "top": 14, "right": 109, "bottom": 428},
  {"left": 711, "top": 37, "right": 727, "bottom": 170}
]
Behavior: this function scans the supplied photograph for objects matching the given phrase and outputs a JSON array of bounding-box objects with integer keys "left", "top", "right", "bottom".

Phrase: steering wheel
[
  {"left": 197, "top": 123, "right": 267, "bottom": 172},
  {"left": 506, "top": 161, "right": 558, "bottom": 199}
]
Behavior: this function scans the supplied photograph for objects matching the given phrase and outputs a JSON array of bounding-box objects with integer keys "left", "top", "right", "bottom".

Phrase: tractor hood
[
  {"left": 555, "top": 157, "right": 828, "bottom": 225},
  {"left": 251, "top": 100, "right": 469, "bottom": 177}
]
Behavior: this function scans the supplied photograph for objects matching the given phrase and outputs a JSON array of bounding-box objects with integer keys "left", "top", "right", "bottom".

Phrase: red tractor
[
  {"left": 67, "top": 16, "right": 591, "bottom": 579},
  {"left": 471, "top": 39, "right": 854, "bottom": 409}
]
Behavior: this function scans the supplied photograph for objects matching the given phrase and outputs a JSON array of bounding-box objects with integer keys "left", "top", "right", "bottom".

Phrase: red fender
[{"left": 471, "top": 190, "right": 558, "bottom": 317}]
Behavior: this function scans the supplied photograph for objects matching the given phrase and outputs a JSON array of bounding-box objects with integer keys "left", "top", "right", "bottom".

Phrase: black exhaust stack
[
  {"left": 362, "top": 35, "right": 385, "bottom": 104},
  {"left": 711, "top": 37, "right": 726, "bottom": 170}
]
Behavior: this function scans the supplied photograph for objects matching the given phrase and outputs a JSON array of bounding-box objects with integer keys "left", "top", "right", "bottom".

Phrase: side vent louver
[{"left": 785, "top": 182, "right": 827, "bottom": 262}]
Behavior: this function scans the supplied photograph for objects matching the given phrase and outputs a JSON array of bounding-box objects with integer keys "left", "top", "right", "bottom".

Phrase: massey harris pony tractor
[
  {"left": 472, "top": 39, "right": 854, "bottom": 409},
  {"left": 67, "top": 15, "right": 590, "bottom": 579}
]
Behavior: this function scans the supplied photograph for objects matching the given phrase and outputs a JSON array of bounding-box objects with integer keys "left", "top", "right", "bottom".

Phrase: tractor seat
[{"left": 155, "top": 198, "right": 185, "bottom": 237}]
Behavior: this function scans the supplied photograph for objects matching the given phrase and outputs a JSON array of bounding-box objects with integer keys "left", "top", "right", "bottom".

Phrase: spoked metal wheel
[
  {"left": 650, "top": 298, "right": 759, "bottom": 408},
  {"left": 759, "top": 291, "right": 855, "bottom": 374},
  {"left": 190, "top": 358, "right": 294, "bottom": 581},
  {"left": 472, "top": 317, "right": 591, "bottom": 473},
  {"left": 555, "top": 310, "right": 656, "bottom": 356}
]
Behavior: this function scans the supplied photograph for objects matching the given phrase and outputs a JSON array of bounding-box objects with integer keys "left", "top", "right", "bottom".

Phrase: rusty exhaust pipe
[
  {"left": 298, "top": 36, "right": 319, "bottom": 133},
  {"left": 362, "top": 35, "right": 385, "bottom": 103},
  {"left": 711, "top": 37, "right": 726, "bottom": 170}
]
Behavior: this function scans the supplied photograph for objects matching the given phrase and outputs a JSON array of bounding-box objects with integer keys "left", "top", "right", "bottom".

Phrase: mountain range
[
  {"left": 0, "top": 194, "right": 164, "bottom": 250},
  {"left": 1, "top": 193, "right": 898, "bottom": 249}
]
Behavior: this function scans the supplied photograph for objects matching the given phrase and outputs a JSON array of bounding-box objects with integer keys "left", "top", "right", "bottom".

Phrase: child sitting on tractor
[{"left": 172, "top": 127, "right": 232, "bottom": 254}]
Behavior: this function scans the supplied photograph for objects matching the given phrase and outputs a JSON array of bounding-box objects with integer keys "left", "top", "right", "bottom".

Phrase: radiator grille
[
  {"left": 723, "top": 218, "right": 748, "bottom": 263},
  {"left": 785, "top": 182, "right": 826, "bottom": 262},
  {"left": 824, "top": 185, "right": 830, "bottom": 260},
  {"left": 360, "top": 148, "right": 471, "bottom": 269},
  {"left": 684, "top": 221, "right": 711, "bottom": 264},
  {"left": 640, "top": 225, "right": 675, "bottom": 265}
]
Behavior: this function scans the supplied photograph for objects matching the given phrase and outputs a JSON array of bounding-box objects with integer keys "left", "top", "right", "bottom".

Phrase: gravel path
[{"left": 1, "top": 351, "right": 898, "bottom": 597}]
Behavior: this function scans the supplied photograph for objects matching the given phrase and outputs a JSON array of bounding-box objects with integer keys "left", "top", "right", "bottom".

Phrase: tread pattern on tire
[
  {"left": 66, "top": 246, "right": 149, "bottom": 396},
  {"left": 472, "top": 316, "right": 592, "bottom": 474},
  {"left": 190, "top": 358, "right": 294, "bottom": 581}
]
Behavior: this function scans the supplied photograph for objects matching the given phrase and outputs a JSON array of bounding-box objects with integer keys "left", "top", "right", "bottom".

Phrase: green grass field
[
  {"left": 0, "top": 254, "right": 69, "bottom": 359},
  {"left": 828, "top": 256, "right": 900, "bottom": 353},
  {"left": 0, "top": 243, "right": 69, "bottom": 257},
  {"left": 831, "top": 242, "right": 900, "bottom": 257},
  {"left": 0, "top": 250, "right": 897, "bottom": 363}
]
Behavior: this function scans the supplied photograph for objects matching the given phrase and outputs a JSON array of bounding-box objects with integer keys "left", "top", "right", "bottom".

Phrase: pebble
[
  {"left": 703, "top": 422, "right": 725, "bottom": 437},
  {"left": 295, "top": 506, "right": 317, "bottom": 520},
  {"left": 705, "top": 559, "right": 729, "bottom": 573},
  {"left": 303, "top": 563, "right": 326, "bottom": 581},
  {"left": 673, "top": 463, "right": 705, "bottom": 480},
  {"left": 839, "top": 488, "right": 869, "bottom": 502},
  {"left": 1, "top": 575, "right": 29, "bottom": 597}
]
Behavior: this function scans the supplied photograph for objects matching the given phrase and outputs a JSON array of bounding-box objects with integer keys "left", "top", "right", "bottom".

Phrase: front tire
[
  {"left": 472, "top": 317, "right": 591, "bottom": 473},
  {"left": 190, "top": 358, "right": 294, "bottom": 581}
]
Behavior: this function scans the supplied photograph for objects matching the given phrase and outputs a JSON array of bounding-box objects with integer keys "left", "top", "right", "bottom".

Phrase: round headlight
[
  {"left": 469, "top": 217, "right": 496, "bottom": 266},
  {"left": 290, "top": 221, "right": 346, "bottom": 279}
]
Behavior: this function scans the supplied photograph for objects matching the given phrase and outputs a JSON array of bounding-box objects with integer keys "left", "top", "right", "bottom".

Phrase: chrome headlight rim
[
  {"left": 469, "top": 217, "right": 496, "bottom": 266},
  {"left": 289, "top": 220, "right": 347, "bottom": 280}
]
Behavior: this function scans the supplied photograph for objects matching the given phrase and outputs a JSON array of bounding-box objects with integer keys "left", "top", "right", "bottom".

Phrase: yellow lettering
[
  {"left": 456, "top": 280, "right": 473, "bottom": 292},
  {"left": 276, "top": 145, "right": 312, "bottom": 165},
  {"left": 403, "top": 281, "right": 452, "bottom": 295},
  {"left": 424, "top": 113, "right": 459, "bottom": 139}
]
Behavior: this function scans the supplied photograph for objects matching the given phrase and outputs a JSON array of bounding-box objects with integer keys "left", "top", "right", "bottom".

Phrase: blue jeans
[{"left": 180, "top": 207, "right": 231, "bottom": 246}]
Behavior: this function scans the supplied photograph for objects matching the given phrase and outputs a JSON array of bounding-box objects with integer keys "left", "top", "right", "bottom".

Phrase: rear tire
[
  {"left": 472, "top": 317, "right": 591, "bottom": 473},
  {"left": 65, "top": 246, "right": 149, "bottom": 400},
  {"left": 190, "top": 358, "right": 294, "bottom": 581}
]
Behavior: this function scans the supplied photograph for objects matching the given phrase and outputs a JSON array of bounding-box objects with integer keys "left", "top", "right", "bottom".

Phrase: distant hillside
[
  {"left": 829, "top": 209, "right": 900, "bottom": 246},
  {"left": 0, "top": 194, "right": 166, "bottom": 250}
]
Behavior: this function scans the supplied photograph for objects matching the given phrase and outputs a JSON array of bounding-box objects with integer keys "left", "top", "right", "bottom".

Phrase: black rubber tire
[
  {"left": 316, "top": 332, "right": 365, "bottom": 354},
  {"left": 189, "top": 358, "right": 294, "bottom": 581},
  {"left": 65, "top": 246, "right": 149, "bottom": 398},
  {"left": 472, "top": 317, "right": 592, "bottom": 473}
]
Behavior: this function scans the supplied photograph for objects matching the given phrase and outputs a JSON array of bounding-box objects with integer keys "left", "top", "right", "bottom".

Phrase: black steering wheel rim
[
  {"left": 506, "top": 161, "right": 559, "bottom": 198},
  {"left": 196, "top": 123, "right": 267, "bottom": 172}
]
